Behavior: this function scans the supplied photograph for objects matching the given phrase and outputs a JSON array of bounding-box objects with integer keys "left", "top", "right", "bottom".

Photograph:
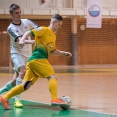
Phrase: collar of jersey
[{"left": 12, "top": 20, "right": 22, "bottom": 26}]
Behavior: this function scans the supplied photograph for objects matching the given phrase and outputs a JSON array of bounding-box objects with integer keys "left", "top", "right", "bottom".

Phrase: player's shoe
[
  {"left": 0, "top": 96, "right": 11, "bottom": 110},
  {"left": 14, "top": 100, "right": 23, "bottom": 108},
  {"left": 51, "top": 98, "right": 68, "bottom": 106}
]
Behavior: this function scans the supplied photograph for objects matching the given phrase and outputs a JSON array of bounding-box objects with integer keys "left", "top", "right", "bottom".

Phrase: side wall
[
  {"left": 1, "top": 18, "right": 117, "bottom": 67},
  {"left": 78, "top": 18, "right": 117, "bottom": 65},
  {"left": 0, "top": 18, "right": 72, "bottom": 67}
]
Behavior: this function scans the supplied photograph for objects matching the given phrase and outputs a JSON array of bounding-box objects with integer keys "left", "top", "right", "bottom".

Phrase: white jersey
[{"left": 7, "top": 19, "right": 38, "bottom": 57}]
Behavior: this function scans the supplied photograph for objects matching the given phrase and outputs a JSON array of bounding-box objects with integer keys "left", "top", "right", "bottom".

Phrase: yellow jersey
[{"left": 28, "top": 26, "right": 56, "bottom": 61}]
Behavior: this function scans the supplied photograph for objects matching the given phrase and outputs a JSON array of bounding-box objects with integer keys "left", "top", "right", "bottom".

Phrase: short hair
[
  {"left": 51, "top": 14, "right": 63, "bottom": 22},
  {"left": 9, "top": 4, "right": 20, "bottom": 14}
]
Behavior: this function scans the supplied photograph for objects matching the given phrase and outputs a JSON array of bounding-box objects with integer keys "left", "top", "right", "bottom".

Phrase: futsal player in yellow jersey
[{"left": 0, "top": 14, "right": 72, "bottom": 110}]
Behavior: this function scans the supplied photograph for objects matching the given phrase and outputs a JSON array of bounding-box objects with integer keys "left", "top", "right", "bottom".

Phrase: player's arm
[
  {"left": 17, "top": 36, "right": 34, "bottom": 45},
  {"left": 7, "top": 27, "right": 34, "bottom": 45},
  {"left": 18, "top": 31, "right": 31, "bottom": 47},
  {"left": 50, "top": 49, "right": 72, "bottom": 58},
  {"left": 24, "top": 40, "right": 35, "bottom": 44}
]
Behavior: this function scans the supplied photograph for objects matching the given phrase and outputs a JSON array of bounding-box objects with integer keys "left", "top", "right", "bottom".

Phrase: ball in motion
[{"left": 59, "top": 96, "right": 71, "bottom": 110}]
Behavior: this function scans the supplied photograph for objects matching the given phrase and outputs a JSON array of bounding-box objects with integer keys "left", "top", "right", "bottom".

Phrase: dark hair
[
  {"left": 52, "top": 14, "right": 63, "bottom": 21},
  {"left": 9, "top": 4, "right": 20, "bottom": 13}
]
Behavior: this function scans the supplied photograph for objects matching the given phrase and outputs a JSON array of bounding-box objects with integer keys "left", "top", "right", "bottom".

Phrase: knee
[
  {"left": 19, "top": 72, "right": 25, "bottom": 78},
  {"left": 18, "top": 70, "right": 26, "bottom": 78},
  {"left": 22, "top": 81, "right": 32, "bottom": 90},
  {"left": 18, "top": 66, "right": 26, "bottom": 78},
  {"left": 47, "top": 75, "right": 57, "bottom": 80}
]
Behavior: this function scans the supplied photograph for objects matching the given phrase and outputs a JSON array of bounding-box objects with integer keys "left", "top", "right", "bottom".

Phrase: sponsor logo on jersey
[
  {"left": 16, "top": 30, "right": 19, "bottom": 32},
  {"left": 47, "top": 42, "right": 54, "bottom": 50},
  {"left": 48, "top": 34, "right": 52, "bottom": 37},
  {"left": 24, "top": 26, "right": 28, "bottom": 29}
]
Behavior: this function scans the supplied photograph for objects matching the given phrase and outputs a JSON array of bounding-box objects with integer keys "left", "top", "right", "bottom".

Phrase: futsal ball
[{"left": 59, "top": 96, "right": 71, "bottom": 110}]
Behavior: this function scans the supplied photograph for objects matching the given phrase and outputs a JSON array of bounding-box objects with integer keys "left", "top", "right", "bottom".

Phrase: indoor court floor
[{"left": 0, "top": 66, "right": 117, "bottom": 117}]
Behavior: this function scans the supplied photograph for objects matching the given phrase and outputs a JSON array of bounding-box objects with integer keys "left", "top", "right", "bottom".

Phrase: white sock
[
  {"left": 15, "top": 78, "right": 22, "bottom": 101},
  {"left": 0, "top": 81, "right": 13, "bottom": 94}
]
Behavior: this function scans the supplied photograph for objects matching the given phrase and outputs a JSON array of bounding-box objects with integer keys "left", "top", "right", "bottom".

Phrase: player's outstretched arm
[
  {"left": 18, "top": 31, "right": 31, "bottom": 47},
  {"left": 25, "top": 40, "right": 35, "bottom": 45},
  {"left": 50, "top": 49, "right": 72, "bottom": 58}
]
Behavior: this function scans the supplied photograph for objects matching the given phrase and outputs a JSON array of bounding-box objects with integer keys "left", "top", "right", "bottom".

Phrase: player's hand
[
  {"left": 64, "top": 52, "right": 72, "bottom": 57},
  {"left": 30, "top": 40, "right": 35, "bottom": 45},
  {"left": 18, "top": 40, "right": 25, "bottom": 47}
]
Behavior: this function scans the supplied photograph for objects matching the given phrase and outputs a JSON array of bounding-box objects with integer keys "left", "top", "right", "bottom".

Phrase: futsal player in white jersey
[{"left": 0, "top": 4, "right": 38, "bottom": 107}]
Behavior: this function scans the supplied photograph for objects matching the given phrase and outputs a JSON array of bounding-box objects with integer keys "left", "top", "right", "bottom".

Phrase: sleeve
[
  {"left": 30, "top": 27, "right": 47, "bottom": 37},
  {"left": 26, "top": 19, "right": 39, "bottom": 29},
  {"left": 7, "top": 27, "right": 20, "bottom": 42}
]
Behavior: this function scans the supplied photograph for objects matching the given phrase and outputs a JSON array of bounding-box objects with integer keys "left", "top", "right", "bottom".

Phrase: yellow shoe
[{"left": 14, "top": 100, "right": 23, "bottom": 108}]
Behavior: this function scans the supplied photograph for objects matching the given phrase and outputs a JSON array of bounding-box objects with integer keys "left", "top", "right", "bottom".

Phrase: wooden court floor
[{"left": 0, "top": 67, "right": 117, "bottom": 117}]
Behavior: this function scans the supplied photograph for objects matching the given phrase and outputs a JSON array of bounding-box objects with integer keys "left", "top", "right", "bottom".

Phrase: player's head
[
  {"left": 50, "top": 14, "right": 63, "bottom": 33},
  {"left": 9, "top": 4, "right": 21, "bottom": 22}
]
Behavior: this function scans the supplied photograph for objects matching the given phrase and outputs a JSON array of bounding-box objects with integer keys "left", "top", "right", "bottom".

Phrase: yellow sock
[
  {"left": 3, "top": 84, "right": 24, "bottom": 100},
  {"left": 49, "top": 78, "right": 58, "bottom": 100}
]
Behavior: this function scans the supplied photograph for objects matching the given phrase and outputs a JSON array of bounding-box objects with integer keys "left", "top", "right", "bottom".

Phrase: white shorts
[{"left": 11, "top": 53, "right": 29, "bottom": 72}]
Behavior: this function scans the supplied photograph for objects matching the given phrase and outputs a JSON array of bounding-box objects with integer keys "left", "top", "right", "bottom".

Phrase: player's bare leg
[{"left": 14, "top": 65, "right": 26, "bottom": 108}]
